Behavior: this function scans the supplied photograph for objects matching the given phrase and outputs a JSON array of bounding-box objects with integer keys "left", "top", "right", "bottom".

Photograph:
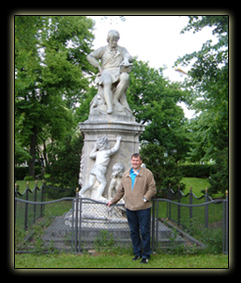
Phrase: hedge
[
  {"left": 15, "top": 166, "right": 42, "bottom": 180},
  {"left": 178, "top": 164, "right": 214, "bottom": 178}
]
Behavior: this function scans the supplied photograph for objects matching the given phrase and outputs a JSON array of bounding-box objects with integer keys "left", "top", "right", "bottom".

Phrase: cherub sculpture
[{"left": 79, "top": 136, "right": 122, "bottom": 199}]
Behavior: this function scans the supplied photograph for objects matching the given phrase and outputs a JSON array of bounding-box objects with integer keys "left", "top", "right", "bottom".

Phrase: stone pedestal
[{"left": 79, "top": 113, "right": 145, "bottom": 199}]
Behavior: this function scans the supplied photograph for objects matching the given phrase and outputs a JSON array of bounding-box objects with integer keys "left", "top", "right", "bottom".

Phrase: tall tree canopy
[
  {"left": 15, "top": 16, "right": 95, "bottom": 177},
  {"left": 127, "top": 58, "right": 191, "bottom": 162},
  {"left": 175, "top": 16, "right": 228, "bottom": 194}
]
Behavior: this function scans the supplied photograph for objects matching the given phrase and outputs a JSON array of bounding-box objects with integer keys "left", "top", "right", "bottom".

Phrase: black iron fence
[
  {"left": 15, "top": 183, "right": 228, "bottom": 254},
  {"left": 15, "top": 181, "right": 45, "bottom": 231}
]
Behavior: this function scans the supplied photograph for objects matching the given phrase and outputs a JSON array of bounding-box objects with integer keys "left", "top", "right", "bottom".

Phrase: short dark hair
[{"left": 131, "top": 153, "right": 142, "bottom": 160}]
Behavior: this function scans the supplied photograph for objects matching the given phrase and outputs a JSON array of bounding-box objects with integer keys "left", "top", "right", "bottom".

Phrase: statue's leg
[
  {"left": 79, "top": 174, "right": 96, "bottom": 196},
  {"left": 95, "top": 172, "right": 107, "bottom": 199},
  {"left": 102, "top": 73, "right": 114, "bottom": 114},
  {"left": 114, "top": 72, "right": 129, "bottom": 103}
]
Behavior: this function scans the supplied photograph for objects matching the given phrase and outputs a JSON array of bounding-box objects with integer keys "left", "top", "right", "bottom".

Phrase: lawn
[
  {"left": 16, "top": 180, "right": 43, "bottom": 194},
  {"left": 181, "top": 177, "right": 210, "bottom": 197},
  {"left": 15, "top": 252, "right": 228, "bottom": 269}
]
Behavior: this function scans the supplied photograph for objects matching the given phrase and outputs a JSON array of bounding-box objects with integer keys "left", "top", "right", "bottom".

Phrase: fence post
[
  {"left": 40, "top": 180, "right": 45, "bottom": 217},
  {"left": 189, "top": 186, "right": 193, "bottom": 219},
  {"left": 177, "top": 184, "right": 181, "bottom": 226},
  {"left": 155, "top": 200, "right": 159, "bottom": 251},
  {"left": 74, "top": 188, "right": 79, "bottom": 253},
  {"left": 78, "top": 188, "right": 82, "bottom": 253},
  {"left": 223, "top": 190, "right": 228, "bottom": 254},
  {"left": 205, "top": 188, "right": 208, "bottom": 228},
  {"left": 151, "top": 199, "right": 155, "bottom": 252},
  {"left": 24, "top": 182, "right": 29, "bottom": 231},
  {"left": 168, "top": 183, "right": 171, "bottom": 219},
  {"left": 33, "top": 181, "right": 37, "bottom": 224},
  {"left": 15, "top": 183, "right": 18, "bottom": 224}
]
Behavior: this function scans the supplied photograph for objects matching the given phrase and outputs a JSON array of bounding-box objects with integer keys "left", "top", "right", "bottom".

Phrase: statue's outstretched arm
[{"left": 108, "top": 136, "right": 122, "bottom": 156}]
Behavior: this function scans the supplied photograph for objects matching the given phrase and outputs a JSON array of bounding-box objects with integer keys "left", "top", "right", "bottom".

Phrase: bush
[
  {"left": 208, "top": 148, "right": 228, "bottom": 197},
  {"left": 140, "top": 144, "right": 185, "bottom": 194},
  {"left": 178, "top": 164, "right": 213, "bottom": 178},
  {"left": 24, "top": 175, "right": 34, "bottom": 181},
  {"left": 45, "top": 185, "right": 76, "bottom": 199},
  {"left": 45, "top": 133, "right": 83, "bottom": 195},
  {"left": 15, "top": 166, "right": 29, "bottom": 180},
  {"left": 15, "top": 166, "right": 42, "bottom": 181}
]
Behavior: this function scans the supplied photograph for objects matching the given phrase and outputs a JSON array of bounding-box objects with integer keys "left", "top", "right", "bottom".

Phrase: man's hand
[
  {"left": 116, "top": 136, "right": 122, "bottom": 142},
  {"left": 107, "top": 201, "right": 112, "bottom": 207}
]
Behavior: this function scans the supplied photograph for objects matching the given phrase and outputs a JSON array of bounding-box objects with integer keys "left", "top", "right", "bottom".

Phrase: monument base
[{"left": 79, "top": 114, "right": 145, "bottom": 199}]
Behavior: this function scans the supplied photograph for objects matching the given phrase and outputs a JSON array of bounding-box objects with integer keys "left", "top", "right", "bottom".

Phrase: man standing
[{"left": 107, "top": 153, "right": 156, "bottom": 264}]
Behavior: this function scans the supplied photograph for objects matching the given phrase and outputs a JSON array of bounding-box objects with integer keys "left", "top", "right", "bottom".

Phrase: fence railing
[
  {"left": 151, "top": 196, "right": 228, "bottom": 254},
  {"left": 160, "top": 184, "right": 224, "bottom": 228},
  {"left": 15, "top": 183, "right": 228, "bottom": 254},
  {"left": 15, "top": 181, "right": 46, "bottom": 231}
]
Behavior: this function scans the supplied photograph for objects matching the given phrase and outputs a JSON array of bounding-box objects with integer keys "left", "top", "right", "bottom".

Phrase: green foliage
[
  {"left": 46, "top": 133, "right": 83, "bottom": 192},
  {"left": 140, "top": 143, "right": 184, "bottom": 192},
  {"left": 178, "top": 164, "right": 213, "bottom": 178},
  {"left": 15, "top": 166, "right": 29, "bottom": 180},
  {"left": 24, "top": 176, "right": 35, "bottom": 181},
  {"left": 15, "top": 16, "right": 95, "bottom": 176},
  {"left": 208, "top": 148, "right": 228, "bottom": 197},
  {"left": 94, "top": 230, "right": 115, "bottom": 251},
  {"left": 175, "top": 16, "right": 228, "bottom": 194},
  {"left": 127, "top": 58, "right": 191, "bottom": 162}
]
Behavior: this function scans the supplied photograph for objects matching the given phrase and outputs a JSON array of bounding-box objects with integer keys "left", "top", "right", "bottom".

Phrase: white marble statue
[
  {"left": 107, "top": 163, "right": 125, "bottom": 199},
  {"left": 107, "top": 163, "right": 126, "bottom": 218},
  {"left": 79, "top": 136, "right": 122, "bottom": 199},
  {"left": 87, "top": 30, "right": 133, "bottom": 116}
]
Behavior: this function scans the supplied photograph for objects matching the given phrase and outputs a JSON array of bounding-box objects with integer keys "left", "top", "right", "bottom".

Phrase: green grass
[
  {"left": 181, "top": 177, "right": 210, "bottom": 197},
  {"left": 16, "top": 180, "right": 43, "bottom": 194},
  {"left": 15, "top": 252, "right": 228, "bottom": 268}
]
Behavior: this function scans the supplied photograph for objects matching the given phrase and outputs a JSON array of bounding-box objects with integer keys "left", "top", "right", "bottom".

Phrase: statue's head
[
  {"left": 107, "top": 30, "right": 120, "bottom": 48},
  {"left": 96, "top": 136, "right": 110, "bottom": 150},
  {"left": 111, "top": 163, "right": 125, "bottom": 178}
]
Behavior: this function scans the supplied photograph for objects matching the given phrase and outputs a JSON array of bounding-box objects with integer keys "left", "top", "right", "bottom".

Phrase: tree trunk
[
  {"left": 29, "top": 125, "right": 38, "bottom": 177},
  {"left": 40, "top": 136, "right": 48, "bottom": 168}
]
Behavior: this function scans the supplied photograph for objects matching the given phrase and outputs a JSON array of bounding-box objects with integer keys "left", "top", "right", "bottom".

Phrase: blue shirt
[{"left": 130, "top": 168, "right": 139, "bottom": 190}]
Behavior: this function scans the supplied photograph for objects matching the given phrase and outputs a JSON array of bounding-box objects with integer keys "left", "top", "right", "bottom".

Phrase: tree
[
  {"left": 140, "top": 144, "right": 184, "bottom": 192},
  {"left": 127, "top": 58, "right": 191, "bottom": 162},
  {"left": 15, "top": 16, "right": 95, "bottom": 177},
  {"left": 175, "top": 16, "right": 228, "bottom": 194},
  {"left": 46, "top": 132, "right": 83, "bottom": 194}
]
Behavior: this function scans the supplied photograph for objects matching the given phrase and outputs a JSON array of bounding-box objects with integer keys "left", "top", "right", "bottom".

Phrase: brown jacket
[{"left": 111, "top": 167, "right": 156, "bottom": 211}]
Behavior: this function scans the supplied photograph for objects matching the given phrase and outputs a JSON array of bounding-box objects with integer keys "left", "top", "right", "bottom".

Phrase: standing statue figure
[
  {"left": 107, "top": 163, "right": 125, "bottom": 200},
  {"left": 79, "top": 136, "right": 122, "bottom": 199},
  {"left": 87, "top": 30, "right": 133, "bottom": 115}
]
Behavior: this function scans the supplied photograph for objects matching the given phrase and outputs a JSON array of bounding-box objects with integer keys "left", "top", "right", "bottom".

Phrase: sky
[{"left": 88, "top": 16, "right": 218, "bottom": 119}]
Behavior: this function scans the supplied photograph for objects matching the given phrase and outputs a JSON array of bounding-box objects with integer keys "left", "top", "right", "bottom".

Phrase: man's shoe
[
  {"left": 140, "top": 258, "right": 149, "bottom": 264},
  {"left": 132, "top": 255, "right": 141, "bottom": 261}
]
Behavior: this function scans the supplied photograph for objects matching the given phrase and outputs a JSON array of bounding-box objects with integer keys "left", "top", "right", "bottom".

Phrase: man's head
[
  {"left": 107, "top": 30, "right": 120, "bottom": 49},
  {"left": 131, "top": 153, "right": 143, "bottom": 171}
]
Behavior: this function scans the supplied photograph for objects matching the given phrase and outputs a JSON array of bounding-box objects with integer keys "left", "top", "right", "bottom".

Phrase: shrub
[
  {"left": 45, "top": 133, "right": 83, "bottom": 196},
  {"left": 24, "top": 175, "right": 34, "bottom": 181},
  {"left": 140, "top": 144, "right": 185, "bottom": 193},
  {"left": 178, "top": 164, "right": 213, "bottom": 178}
]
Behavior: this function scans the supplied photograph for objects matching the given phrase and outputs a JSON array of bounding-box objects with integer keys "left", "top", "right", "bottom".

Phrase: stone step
[{"left": 41, "top": 215, "right": 185, "bottom": 248}]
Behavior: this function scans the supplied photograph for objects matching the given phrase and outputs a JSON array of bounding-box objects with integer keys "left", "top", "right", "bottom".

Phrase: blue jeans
[{"left": 126, "top": 207, "right": 151, "bottom": 259}]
